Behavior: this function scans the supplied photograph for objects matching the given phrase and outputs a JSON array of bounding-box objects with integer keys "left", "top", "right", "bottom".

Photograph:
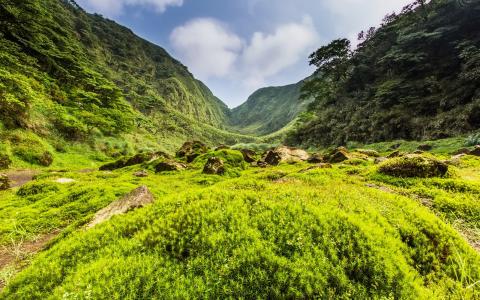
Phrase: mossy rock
[
  {"left": 378, "top": 155, "right": 448, "bottom": 178},
  {"left": 100, "top": 152, "right": 169, "bottom": 171},
  {"left": 0, "top": 154, "right": 12, "bottom": 170},
  {"left": 0, "top": 174, "right": 10, "bottom": 190},
  {"left": 176, "top": 141, "right": 209, "bottom": 163},
  {"left": 202, "top": 157, "right": 225, "bottom": 175}
]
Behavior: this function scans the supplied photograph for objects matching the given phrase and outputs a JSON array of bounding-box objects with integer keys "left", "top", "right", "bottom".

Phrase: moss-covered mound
[
  {"left": 378, "top": 155, "right": 449, "bottom": 178},
  {"left": 193, "top": 149, "right": 248, "bottom": 173}
]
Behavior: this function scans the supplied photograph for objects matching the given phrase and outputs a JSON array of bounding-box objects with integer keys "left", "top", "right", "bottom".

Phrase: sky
[{"left": 76, "top": 0, "right": 413, "bottom": 108}]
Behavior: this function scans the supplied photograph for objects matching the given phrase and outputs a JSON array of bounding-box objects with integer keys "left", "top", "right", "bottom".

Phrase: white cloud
[
  {"left": 170, "top": 19, "right": 243, "bottom": 78},
  {"left": 77, "top": 0, "right": 183, "bottom": 17},
  {"left": 170, "top": 17, "right": 318, "bottom": 91},
  {"left": 241, "top": 16, "right": 318, "bottom": 88}
]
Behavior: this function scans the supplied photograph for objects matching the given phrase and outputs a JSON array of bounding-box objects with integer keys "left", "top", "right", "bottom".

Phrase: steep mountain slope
[
  {"left": 230, "top": 80, "right": 312, "bottom": 135},
  {"left": 288, "top": 0, "right": 480, "bottom": 147},
  {"left": 0, "top": 0, "right": 235, "bottom": 152}
]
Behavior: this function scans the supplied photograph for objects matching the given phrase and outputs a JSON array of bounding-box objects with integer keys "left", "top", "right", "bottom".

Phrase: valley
[{"left": 1, "top": 0, "right": 480, "bottom": 298}]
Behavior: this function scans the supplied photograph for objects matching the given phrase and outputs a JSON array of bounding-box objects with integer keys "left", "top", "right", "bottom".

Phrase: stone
[
  {"left": 203, "top": 157, "right": 225, "bottom": 175},
  {"left": 176, "top": 141, "right": 209, "bottom": 163},
  {"left": 39, "top": 151, "right": 54, "bottom": 167},
  {"left": 155, "top": 161, "right": 187, "bottom": 173},
  {"left": 307, "top": 153, "right": 324, "bottom": 163},
  {"left": 0, "top": 154, "right": 12, "bottom": 170},
  {"left": 387, "top": 150, "right": 402, "bottom": 158},
  {"left": 264, "top": 146, "right": 310, "bottom": 166},
  {"left": 55, "top": 178, "right": 75, "bottom": 184},
  {"left": 100, "top": 151, "right": 169, "bottom": 171},
  {"left": 327, "top": 147, "right": 350, "bottom": 163},
  {"left": 451, "top": 148, "right": 471, "bottom": 156},
  {"left": 417, "top": 144, "right": 433, "bottom": 151},
  {"left": 378, "top": 155, "right": 448, "bottom": 178},
  {"left": 0, "top": 174, "right": 10, "bottom": 190},
  {"left": 356, "top": 149, "right": 380, "bottom": 157},
  {"left": 241, "top": 149, "right": 257, "bottom": 163},
  {"left": 257, "top": 161, "right": 268, "bottom": 168},
  {"left": 86, "top": 186, "right": 154, "bottom": 229},
  {"left": 133, "top": 170, "right": 149, "bottom": 177},
  {"left": 470, "top": 145, "right": 480, "bottom": 156},
  {"left": 374, "top": 157, "right": 388, "bottom": 164}
]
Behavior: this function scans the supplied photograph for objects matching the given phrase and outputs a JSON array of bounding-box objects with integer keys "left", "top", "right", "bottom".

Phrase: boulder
[
  {"left": 215, "top": 145, "right": 230, "bottom": 151},
  {"left": 241, "top": 149, "right": 257, "bottom": 163},
  {"left": 470, "top": 145, "right": 480, "bottom": 156},
  {"left": 387, "top": 150, "right": 402, "bottom": 159},
  {"left": 176, "top": 141, "right": 209, "bottom": 163},
  {"left": 100, "top": 151, "right": 169, "bottom": 171},
  {"left": 374, "top": 157, "right": 388, "bottom": 165},
  {"left": 203, "top": 157, "right": 225, "bottom": 175},
  {"left": 0, "top": 174, "right": 10, "bottom": 190},
  {"left": 133, "top": 170, "right": 149, "bottom": 177},
  {"left": 417, "top": 144, "right": 433, "bottom": 151},
  {"left": 86, "top": 186, "right": 154, "bottom": 229},
  {"left": 39, "top": 151, "right": 54, "bottom": 167},
  {"left": 0, "top": 154, "right": 12, "bottom": 170},
  {"left": 451, "top": 148, "right": 471, "bottom": 156},
  {"left": 299, "top": 163, "right": 333, "bottom": 173},
  {"left": 257, "top": 161, "right": 268, "bottom": 168},
  {"left": 356, "top": 149, "right": 380, "bottom": 157},
  {"left": 378, "top": 155, "right": 448, "bottom": 178},
  {"left": 307, "top": 153, "right": 324, "bottom": 164},
  {"left": 327, "top": 147, "right": 350, "bottom": 163},
  {"left": 264, "top": 146, "right": 310, "bottom": 166},
  {"left": 155, "top": 161, "right": 187, "bottom": 173}
]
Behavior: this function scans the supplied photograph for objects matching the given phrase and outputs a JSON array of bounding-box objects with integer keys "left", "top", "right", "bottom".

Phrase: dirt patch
[
  {"left": 0, "top": 230, "right": 60, "bottom": 290},
  {"left": 4, "top": 170, "right": 39, "bottom": 188},
  {"left": 86, "top": 186, "right": 154, "bottom": 229}
]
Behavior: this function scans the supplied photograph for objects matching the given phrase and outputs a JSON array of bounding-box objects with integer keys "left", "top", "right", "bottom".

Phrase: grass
[{"left": 0, "top": 137, "right": 479, "bottom": 299}]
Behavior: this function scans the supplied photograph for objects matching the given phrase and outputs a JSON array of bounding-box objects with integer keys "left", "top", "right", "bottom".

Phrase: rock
[
  {"left": 307, "top": 153, "right": 324, "bottom": 163},
  {"left": 413, "top": 150, "right": 424, "bottom": 155},
  {"left": 133, "top": 170, "right": 149, "bottom": 177},
  {"left": 417, "top": 144, "right": 433, "bottom": 151},
  {"left": 241, "top": 149, "right": 257, "bottom": 163},
  {"left": 374, "top": 157, "right": 388, "bottom": 165},
  {"left": 470, "top": 145, "right": 480, "bottom": 156},
  {"left": 388, "top": 143, "right": 401, "bottom": 150},
  {"left": 215, "top": 145, "right": 230, "bottom": 151},
  {"left": 299, "top": 163, "right": 333, "bottom": 173},
  {"left": 0, "top": 154, "right": 12, "bottom": 170},
  {"left": 327, "top": 147, "right": 350, "bottom": 163},
  {"left": 155, "top": 161, "right": 187, "bottom": 173},
  {"left": 39, "top": 151, "right": 54, "bottom": 167},
  {"left": 378, "top": 155, "right": 448, "bottom": 178},
  {"left": 176, "top": 141, "right": 209, "bottom": 163},
  {"left": 0, "top": 174, "right": 10, "bottom": 190},
  {"left": 451, "top": 148, "right": 471, "bottom": 156},
  {"left": 86, "top": 186, "right": 154, "bottom": 229},
  {"left": 264, "top": 146, "right": 310, "bottom": 166},
  {"left": 203, "top": 157, "right": 225, "bottom": 175},
  {"left": 55, "top": 178, "right": 75, "bottom": 184},
  {"left": 387, "top": 150, "right": 402, "bottom": 158},
  {"left": 100, "top": 151, "right": 169, "bottom": 171},
  {"left": 356, "top": 149, "right": 380, "bottom": 157},
  {"left": 257, "top": 161, "right": 268, "bottom": 168}
]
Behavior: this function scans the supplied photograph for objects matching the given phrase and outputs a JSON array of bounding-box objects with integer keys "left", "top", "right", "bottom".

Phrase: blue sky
[{"left": 76, "top": 0, "right": 412, "bottom": 107}]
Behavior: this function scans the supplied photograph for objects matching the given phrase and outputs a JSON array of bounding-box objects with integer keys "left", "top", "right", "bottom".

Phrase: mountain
[
  {"left": 229, "top": 80, "right": 312, "bottom": 135},
  {"left": 287, "top": 0, "right": 480, "bottom": 147},
  {"left": 0, "top": 0, "right": 247, "bottom": 154}
]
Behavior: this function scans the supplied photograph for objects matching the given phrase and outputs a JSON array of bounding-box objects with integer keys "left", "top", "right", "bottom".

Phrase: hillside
[
  {"left": 288, "top": 0, "right": 480, "bottom": 147},
  {"left": 0, "top": 0, "right": 244, "bottom": 157},
  {"left": 230, "top": 81, "right": 312, "bottom": 135}
]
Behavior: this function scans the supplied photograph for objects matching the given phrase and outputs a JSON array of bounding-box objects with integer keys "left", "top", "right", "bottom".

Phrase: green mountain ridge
[{"left": 229, "top": 80, "right": 312, "bottom": 136}]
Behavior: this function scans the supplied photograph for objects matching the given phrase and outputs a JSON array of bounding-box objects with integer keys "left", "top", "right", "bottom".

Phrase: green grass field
[{"left": 0, "top": 138, "right": 479, "bottom": 299}]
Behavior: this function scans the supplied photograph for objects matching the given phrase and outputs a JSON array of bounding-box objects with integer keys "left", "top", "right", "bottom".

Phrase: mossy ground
[{"left": 0, "top": 137, "right": 479, "bottom": 299}]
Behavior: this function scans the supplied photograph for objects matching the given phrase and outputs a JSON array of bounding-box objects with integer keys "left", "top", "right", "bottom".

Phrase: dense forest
[{"left": 288, "top": 0, "right": 480, "bottom": 147}]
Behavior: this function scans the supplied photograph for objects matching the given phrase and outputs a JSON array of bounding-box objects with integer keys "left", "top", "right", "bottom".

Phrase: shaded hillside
[
  {"left": 230, "top": 81, "right": 312, "bottom": 135},
  {"left": 288, "top": 0, "right": 480, "bottom": 147},
  {"left": 0, "top": 0, "right": 230, "bottom": 145}
]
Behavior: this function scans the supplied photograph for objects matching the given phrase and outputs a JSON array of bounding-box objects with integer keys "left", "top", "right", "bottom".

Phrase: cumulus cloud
[
  {"left": 77, "top": 0, "right": 183, "bottom": 17},
  {"left": 170, "top": 19, "right": 243, "bottom": 78},
  {"left": 170, "top": 17, "right": 318, "bottom": 91}
]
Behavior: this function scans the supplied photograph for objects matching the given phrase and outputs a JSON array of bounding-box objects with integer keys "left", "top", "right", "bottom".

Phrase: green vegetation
[
  {"left": 230, "top": 80, "right": 312, "bottom": 136},
  {"left": 0, "top": 143, "right": 479, "bottom": 298},
  {"left": 289, "top": 0, "right": 480, "bottom": 147}
]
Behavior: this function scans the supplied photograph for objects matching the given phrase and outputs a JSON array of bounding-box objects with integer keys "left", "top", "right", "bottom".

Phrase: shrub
[{"left": 465, "top": 132, "right": 480, "bottom": 146}]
